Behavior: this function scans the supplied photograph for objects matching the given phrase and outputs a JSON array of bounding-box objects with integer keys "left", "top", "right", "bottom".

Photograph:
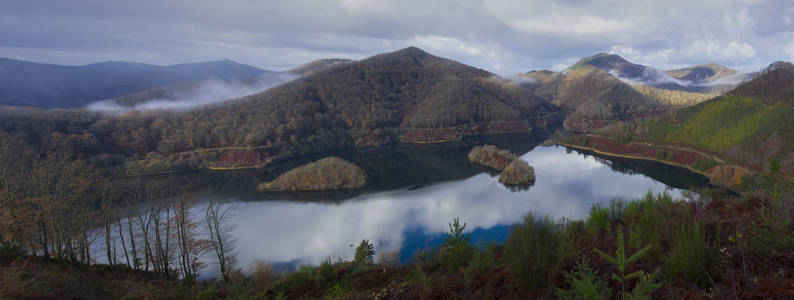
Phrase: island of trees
[{"left": 258, "top": 157, "right": 367, "bottom": 191}]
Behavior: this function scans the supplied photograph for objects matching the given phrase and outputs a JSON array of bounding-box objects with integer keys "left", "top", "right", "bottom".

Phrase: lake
[{"left": 162, "top": 140, "right": 712, "bottom": 275}]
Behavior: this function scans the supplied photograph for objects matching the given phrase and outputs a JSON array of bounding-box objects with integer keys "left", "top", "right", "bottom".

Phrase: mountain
[
  {"left": 0, "top": 58, "right": 271, "bottom": 107},
  {"left": 106, "top": 59, "right": 353, "bottom": 110},
  {"left": 666, "top": 63, "right": 739, "bottom": 83},
  {"left": 533, "top": 65, "right": 662, "bottom": 132},
  {"left": 727, "top": 61, "right": 794, "bottom": 105},
  {"left": 0, "top": 47, "right": 561, "bottom": 173},
  {"left": 566, "top": 53, "right": 749, "bottom": 94},
  {"left": 635, "top": 61, "right": 794, "bottom": 172}
]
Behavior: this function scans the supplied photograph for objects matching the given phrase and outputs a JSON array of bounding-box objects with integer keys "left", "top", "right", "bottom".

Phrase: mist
[
  {"left": 609, "top": 67, "right": 752, "bottom": 89},
  {"left": 86, "top": 72, "right": 299, "bottom": 113}
]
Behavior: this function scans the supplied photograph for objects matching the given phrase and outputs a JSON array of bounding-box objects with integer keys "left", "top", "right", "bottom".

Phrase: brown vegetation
[
  {"left": 258, "top": 157, "right": 366, "bottom": 191},
  {"left": 468, "top": 145, "right": 517, "bottom": 170},
  {"left": 498, "top": 159, "right": 535, "bottom": 186}
]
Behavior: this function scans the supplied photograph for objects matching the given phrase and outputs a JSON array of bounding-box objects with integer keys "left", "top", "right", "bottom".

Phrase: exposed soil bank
[{"left": 557, "top": 134, "right": 748, "bottom": 189}]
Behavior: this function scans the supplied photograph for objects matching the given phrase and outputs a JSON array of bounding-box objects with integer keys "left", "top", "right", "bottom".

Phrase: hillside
[
  {"left": 536, "top": 65, "right": 662, "bottom": 132},
  {"left": 632, "top": 84, "right": 718, "bottom": 107},
  {"left": 626, "top": 61, "right": 794, "bottom": 172},
  {"left": 566, "top": 53, "right": 747, "bottom": 93},
  {"left": 108, "top": 59, "right": 353, "bottom": 109},
  {"left": 0, "top": 47, "right": 561, "bottom": 174},
  {"left": 728, "top": 61, "right": 794, "bottom": 105},
  {"left": 0, "top": 58, "right": 271, "bottom": 107}
]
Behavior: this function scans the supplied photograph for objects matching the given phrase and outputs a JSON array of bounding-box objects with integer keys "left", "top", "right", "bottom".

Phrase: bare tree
[{"left": 205, "top": 198, "right": 236, "bottom": 282}]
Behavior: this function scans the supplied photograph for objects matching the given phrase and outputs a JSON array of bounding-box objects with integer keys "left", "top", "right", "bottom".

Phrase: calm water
[{"left": 177, "top": 143, "right": 711, "bottom": 274}]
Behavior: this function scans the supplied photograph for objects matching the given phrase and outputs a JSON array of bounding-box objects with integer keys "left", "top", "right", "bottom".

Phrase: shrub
[
  {"left": 440, "top": 218, "right": 475, "bottom": 272},
  {"left": 555, "top": 259, "right": 611, "bottom": 300},
  {"left": 503, "top": 213, "right": 562, "bottom": 291},
  {"left": 467, "top": 244, "right": 499, "bottom": 277},
  {"left": 315, "top": 258, "right": 336, "bottom": 289},
  {"left": 354, "top": 240, "right": 375, "bottom": 265},
  {"left": 586, "top": 205, "right": 611, "bottom": 237},
  {"left": 468, "top": 145, "right": 517, "bottom": 170},
  {"left": 747, "top": 207, "right": 794, "bottom": 256},
  {"left": 249, "top": 260, "right": 278, "bottom": 292},
  {"left": 666, "top": 222, "right": 708, "bottom": 285},
  {"left": 271, "top": 265, "right": 316, "bottom": 295},
  {"left": 196, "top": 287, "right": 218, "bottom": 300}
]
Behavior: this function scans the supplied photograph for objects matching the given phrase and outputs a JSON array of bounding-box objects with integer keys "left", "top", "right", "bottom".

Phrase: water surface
[{"left": 187, "top": 144, "right": 710, "bottom": 273}]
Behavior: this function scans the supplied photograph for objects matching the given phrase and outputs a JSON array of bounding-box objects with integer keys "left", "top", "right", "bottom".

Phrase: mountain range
[
  {"left": 1, "top": 47, "right": 790, "bottom": 175},
  {"left": 0, "top": 58, "right": 271, "bottom": 107}
]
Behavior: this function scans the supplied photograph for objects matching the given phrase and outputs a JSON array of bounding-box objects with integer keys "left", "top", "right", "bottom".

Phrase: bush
[
  {"left": 271, "top": 265, "right": 316, "bottom": 295},
  {"left": 468, "top": 244, "right": 499, "bottom": 276},
  {"left": 196, "top": 287, "right": 218, "bottom": 300},
  {"left": 747, "top": 208, "right": 794, "bottom": 256},
  {"left": 440, "top": 218, "right": 475, "bottom": 272},
  {"left": 586, "top": 205, "right": 611, "bottom": 237},
  {"left": 315, "top": 258, "right": 336, "bottom": 289},
  {"left": 503, "top": 213, "right": 562, "bottom": 291},
  {"left": 666, "top": 222, "right": 708, "bottom": 285},
  {"left": 249, "top": 260, "right": 278, "bottom": 292},
  {"left": 555, "top": 259, "right": 611, "bottom": 300},
  {"left": 468, "top": 145, "right": 517, "bottom": 170},
  {"left": 622, "top": 193, "right": 669, "bottom": 263}
]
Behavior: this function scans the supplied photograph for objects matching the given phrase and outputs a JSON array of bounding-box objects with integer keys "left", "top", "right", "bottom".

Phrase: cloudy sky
[{"left": 2, "top": 0, "right": 793, "bottom": 75}]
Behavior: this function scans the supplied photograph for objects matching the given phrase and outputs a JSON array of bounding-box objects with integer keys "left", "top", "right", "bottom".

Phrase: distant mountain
[
  {"left": 635, "top": 61, "right": 794, "bottom": 171},
  {"left": 103, "top": 58, "right": 353, "bottom": 110},
  {"left": 728, "top": 61, "right": 794, "bottom": 105},
  {"left": 666, "top": 63, "right": 739, "bottom": 83},
  {"left": 0, "top": 58, "right": 271, "bottom": 107},
  {"left": 533, "top": 65, "right": 662, "bottom": 131},
  {"left": 566, "top": 53, "right": 750, "bottom": 94},
  {"left": 0, "top": 47, "right": 562, "bottom": 173}
]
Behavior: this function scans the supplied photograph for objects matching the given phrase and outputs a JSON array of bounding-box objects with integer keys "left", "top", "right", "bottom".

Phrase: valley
[{"left": 1, "top": 46, "right": 793, "bottom": 299}]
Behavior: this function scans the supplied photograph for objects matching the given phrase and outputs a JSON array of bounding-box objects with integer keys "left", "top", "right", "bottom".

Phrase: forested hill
[
  {"left": 0, "top": 47, "right": 561, "bottom": 173},
  {"left": 145, "top": 46, "right": 560, "bottom": 154},
  {"left": 0, "top": 58, "right": 271, "bottom": 108},
  {"left": 533, "top": 65, "right": 662, "bottom": 132},
  {"left": 598, "top": 61, "right": 794, "bottom": 173}
]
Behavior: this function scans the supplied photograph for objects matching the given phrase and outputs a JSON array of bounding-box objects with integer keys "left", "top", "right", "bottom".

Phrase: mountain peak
[
  {"left": 392, "top": 46, "right": 432, "bottom": 58},
  {"left": 566, "top": 52, "right": 631, "bottom": 72}
]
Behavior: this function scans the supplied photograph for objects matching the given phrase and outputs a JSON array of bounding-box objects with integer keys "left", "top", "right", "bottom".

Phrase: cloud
[
  {"left": 86, "top": 72, "right": 298, "bottom": 113},
  {"left": 0, "top": 0, "right": 792, "bottom": 74},
  {"left": 787, "top": 40, "right": 794, "bottom": 62}
]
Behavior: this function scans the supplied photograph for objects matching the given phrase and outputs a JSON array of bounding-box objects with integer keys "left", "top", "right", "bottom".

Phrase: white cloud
[
  {"left": 787, "top": 40, "right": 794, "bottom": 62},
  {"left": 510, "top": 16, "right": 636, "bottom": 36},
  {"left": 1, "top": 0, "right": 792, "bottom": 74}
]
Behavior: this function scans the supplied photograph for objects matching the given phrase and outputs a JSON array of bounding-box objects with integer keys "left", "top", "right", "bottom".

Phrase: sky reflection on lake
[{"left": 202, "top": 145, "right": 688, "bottom": 272}]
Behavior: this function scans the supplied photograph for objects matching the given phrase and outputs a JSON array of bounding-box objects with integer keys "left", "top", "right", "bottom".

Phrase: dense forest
[
  {"left": 592, "top": 61, "right": 794, "bottom": 173},
  {"left": 0, "top": 47, "right": 561, "bottom": 175}
]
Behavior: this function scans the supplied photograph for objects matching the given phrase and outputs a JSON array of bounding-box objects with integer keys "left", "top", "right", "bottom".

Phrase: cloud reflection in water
[{"left": 205, "top": 145, "right": 684, "bottom": 271}]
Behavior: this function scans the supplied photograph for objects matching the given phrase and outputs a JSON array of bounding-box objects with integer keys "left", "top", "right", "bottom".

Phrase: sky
[{"left": 1, "top": 0, "right": 793, "bottom": 75}]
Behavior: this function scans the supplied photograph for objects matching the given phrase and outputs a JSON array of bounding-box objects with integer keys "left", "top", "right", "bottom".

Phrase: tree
[
  {"left": 354, "top": 239, "right": 375, "bottom": 265},
  {"left": 206, "top": 198, "right": 236, "bottom": 282}
]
